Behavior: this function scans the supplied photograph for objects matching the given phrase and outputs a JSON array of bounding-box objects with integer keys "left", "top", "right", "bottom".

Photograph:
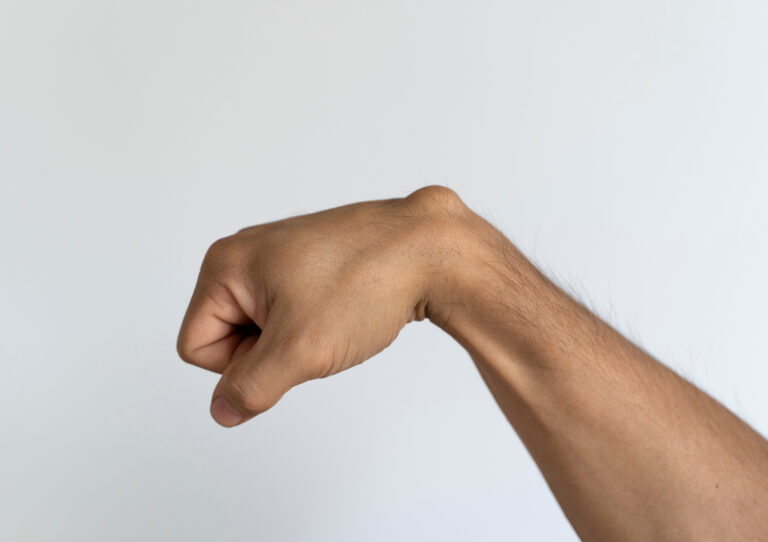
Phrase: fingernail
[{"left": 211, "top": 396, "right": 243, "bottom": 427}]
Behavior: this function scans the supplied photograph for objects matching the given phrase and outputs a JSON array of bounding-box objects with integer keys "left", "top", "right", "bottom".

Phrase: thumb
[{"left": 210, "top": 323, "right": 313, "bottom": 427}]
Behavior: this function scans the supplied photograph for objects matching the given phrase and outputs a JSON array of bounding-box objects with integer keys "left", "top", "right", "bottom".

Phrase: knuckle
[
  {"left": 176, "top": 331, "right": 199, "bottom": 366},
  {"left": 176, "top": 336, "right": 192, "bottom": 363},
  {"left": 202, "top": 235, "right": 242, "bottom": 274},
  {"left": 206, "top": 236, "right": 233, "bottom": 258},
  {"left": 286, "top": 332, "right": 333, "bottom": 381},
  {"left": 284, "top": 330, "right": 314, "bottom": 358},
  {"left": 302, "top": 354, "right": 331, "bottom": 381},
  {"left": 223, "top": 376, "right": 271, "bottom": 415},
  {"left": 265, "top": 328, "right": 317, "bottom": 382}
]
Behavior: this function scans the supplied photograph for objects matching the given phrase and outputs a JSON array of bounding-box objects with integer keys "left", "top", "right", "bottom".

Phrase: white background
[{"left": 2, "top": 1, "right": 767, "bottom": 540}]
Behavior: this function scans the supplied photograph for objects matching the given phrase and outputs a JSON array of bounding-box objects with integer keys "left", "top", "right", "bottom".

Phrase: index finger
[{"left": 176, "top": 277, "right": 256, "bottom": 374}]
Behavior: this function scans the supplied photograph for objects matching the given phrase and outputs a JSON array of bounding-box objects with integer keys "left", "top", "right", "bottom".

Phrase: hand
[{"left": 177, "top": 185, "right": 464, "bottom": 426}]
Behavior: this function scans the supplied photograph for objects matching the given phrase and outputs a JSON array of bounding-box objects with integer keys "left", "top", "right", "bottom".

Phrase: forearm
[{"left": 425, "top": 201, "right": 768, "bottom": 540}]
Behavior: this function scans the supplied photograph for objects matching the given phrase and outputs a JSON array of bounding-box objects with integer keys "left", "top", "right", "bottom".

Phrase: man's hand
[
  {"left": 178, "top": 185, "right": 768, "bottom": 539},
  {"left": 176, "top": 186, "right": 462, "bottom": 426}
]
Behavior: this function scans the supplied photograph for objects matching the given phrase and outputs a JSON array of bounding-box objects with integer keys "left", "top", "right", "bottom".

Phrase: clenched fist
[{"left": 176, "top": 185, "right": 468, "bottom": 427}]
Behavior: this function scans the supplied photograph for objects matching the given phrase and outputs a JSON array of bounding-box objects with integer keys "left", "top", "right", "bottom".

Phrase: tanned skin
[{"left": 177, "top": 186, "right": 768, "bottom": 540}]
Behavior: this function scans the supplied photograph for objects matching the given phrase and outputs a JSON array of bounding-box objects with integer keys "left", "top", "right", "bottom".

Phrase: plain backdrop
[{"left": 1, "top": 1, "right": 767, "bottom": 540}]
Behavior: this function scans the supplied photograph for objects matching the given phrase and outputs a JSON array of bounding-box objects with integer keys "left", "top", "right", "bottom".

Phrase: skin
[{"left": 177, "top": 185, "right": 768, "bottom": 540}]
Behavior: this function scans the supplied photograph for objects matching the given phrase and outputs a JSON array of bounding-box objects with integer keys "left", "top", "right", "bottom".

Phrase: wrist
[
  {"left": 414, "top": 190, "right": 574, "bottom": 369},
  {"left": 404, "top": 187, "right": 523, "bottom": 329},
  {"left": 423, "top": 218, "right": 526, "bottom": 341}
]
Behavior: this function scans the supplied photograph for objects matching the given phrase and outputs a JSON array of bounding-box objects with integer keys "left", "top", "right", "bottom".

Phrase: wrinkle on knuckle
[
  {"left": 303, "top": 354, "right": 331, "bottom": 381},
  {"left": 274, "top": 329, "right": 328, "bottom": 381},
  {"left": 281, "top": 334, "right": 311, "bottom": 367},
  {"left": 223, "top": 375, "right": 266, "bottom": 415}
]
